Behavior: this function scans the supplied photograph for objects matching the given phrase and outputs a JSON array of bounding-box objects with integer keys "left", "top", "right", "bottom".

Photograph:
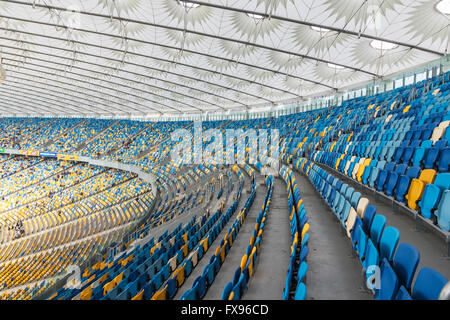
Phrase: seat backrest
[
  {"left": 419, "top": 169, "right": 437, "bottom": 184},
  {"left": 421, "top": 140, "right": 433, "bottom": 148},
  {"left": 377, "top": 161, "right": 387, "bottom": 169},
  {"left": 434, "top": 139, "right": 447, "bottom": 149},
  {"left": 434, "top": 173, "right": 450, "bottom": 190},
  {"left": 356, "top": 197, "right": 369, "bottom": 218},
  {"left": 340, "top": 183, "right": 348, "bottom": 195},
  {"left": 393, "top": 243, "right": 420, "bottom": 290},
  {"left": 396, "top": 285, "right": 412, "bottom": 300},
  {"left": 395, "top": 164, "right": 407, "bottom": 175},
  {"left": 406, "top": 166, "right": 421, "bottom": 179},
  {"left": 346, "top": 187, "right": 355, "bottom": 200},
  {"left": 379, "top": 226, "right": 400, "bottom": 262},
  {"left": 385, "top": 162, "right": 396, "bottom": 171},
  {"left": 376, "top": 258, "right": 399, "bottom": 300},
  {"left": 369, "top": 214, "right": 387, "bottom": 248},
  {"left": 412, "top": 268, "right": 448, "bottom": 300},
  {"left": 362, "top": 205, "right": 376, "bottom": 234},
  {"left": 350, "top": 192, "right": 361, "bottom": 209}
]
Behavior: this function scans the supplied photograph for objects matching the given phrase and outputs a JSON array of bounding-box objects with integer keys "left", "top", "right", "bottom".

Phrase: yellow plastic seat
[
  {"left": 357, "top": 159, "right": 371, "bottom": 182},
  {"left": 131, "top": 289, "right": 144, "bottom": 300},
  {"left": 301, "top": 223, "right": 310, "bottom": 242},
  {"left": 103, "top": 280, "right": 114, "bottom": 296},
  {"left": 240, "top": 254, "right": 248, "bottom": 272},
  {"left": 80, "top": 285, "right": 92, "bottom": 300},
  {"left": 405, "top": 169, "right": 436, "bottom": 210},
  {"left": 151, "top": 285, "right": 167, "bottom": 300},
  {"left": 175, "top": 266, "right": 185, "bottom": 287}
]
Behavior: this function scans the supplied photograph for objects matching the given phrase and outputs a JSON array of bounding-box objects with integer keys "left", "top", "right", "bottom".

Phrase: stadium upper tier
[{"left": 0, "top": 71, "right": 448, "bottom": 300}]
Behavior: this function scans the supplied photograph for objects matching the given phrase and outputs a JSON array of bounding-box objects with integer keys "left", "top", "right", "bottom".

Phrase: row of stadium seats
[
  {"left": 281, "top": 166, "right": 309, "bottom": 300},
  {"left": 312, "top": 150, "right": 450, "bottom": 232},
  {"left": 297, "top": 158, "right": 448, "bottom": 300},
  {"left": 220, "top": 169, "right": 274, "bottom": 300},
  {"left": 49, "top": 165, "right": 230, "bottom": 300}
]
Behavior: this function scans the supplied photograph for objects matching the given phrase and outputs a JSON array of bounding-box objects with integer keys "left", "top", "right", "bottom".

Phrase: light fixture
[
  {"left": 311, "top": 26, "right": 331, "bottom": 35},
  {"left": 436, "top": 0, "right": 450, "bottom": 15},
  {"left": 246, "top": 13, "right": 265, "bottom": 20},
  {"left": 327, "top": 63, "right": 345, "bottom": 70},
  {"left": 370, "top": 40, "right": 398, "bottom": 51},
  {"left": 178, "top": 1, "right": 200, "bottom": 9}
]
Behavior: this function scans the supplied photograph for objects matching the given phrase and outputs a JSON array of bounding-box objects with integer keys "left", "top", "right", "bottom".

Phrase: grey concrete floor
[
  {"left": 293, "top": 169, "right": 372, "bottom": 300},
  {"left": 243, "top": 177, "right": 291, "bottom": 300},
  {"left": 173, "top": 173, "right": 242, "bottom": 299},
  {"left": 203, "top": 175, "right": 267, "bottom": 300}
]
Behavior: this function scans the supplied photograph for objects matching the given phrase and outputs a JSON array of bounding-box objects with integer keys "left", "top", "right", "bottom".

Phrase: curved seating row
[
  {"left": 313, "top": 150, "right": 450, "bottom": 232},
  {"left": 220, "top": 174, "right": 273, "bottom": 300},
  {"left": 280, "top": 166, "right": 309, "bottom": 300},
  {"left": 297, "top": 158, "right": 449, "bottom": 300}
]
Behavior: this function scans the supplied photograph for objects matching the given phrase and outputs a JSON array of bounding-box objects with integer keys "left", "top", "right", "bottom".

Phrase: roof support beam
[
  {"left": 181, "top": 1, "right": 445, "bottom": 57},
  {"left": 0, "top": 30, "right": 277, "bottom": 104},
  {"left": 0, "top": 2, "right": 377, "bottom": 75}
]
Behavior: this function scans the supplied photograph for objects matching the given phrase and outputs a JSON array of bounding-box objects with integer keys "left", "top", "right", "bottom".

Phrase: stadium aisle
[
  {"left": 244, "top": 177, "right": 291, "bottom": 300},
  {"left": 316, "top": 163, "right": 450, "bottom": 281},
  {"left": 203, "top": 174, "right": 266, "bottom": 300},
  {"left": 293, "top": 169, "right": 372, "bottom": 300},
  {"left": 173, "top": 171, "right": 243, "bottom": 299}
]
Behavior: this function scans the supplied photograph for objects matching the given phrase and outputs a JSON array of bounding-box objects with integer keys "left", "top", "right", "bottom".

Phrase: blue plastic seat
[
  {"left": 424, "top": 147, "right": 440, "bottom": 169},
  {"left": 340, "top": 200, "right": 351, "bottom": 227},
  {"left": 357, "top": 225, "right": 368, "bottom": 263},
  {"left": 411, "top": 141, "right": 432, "bottom": 167},
  {"left": 401, "top": 146, "right": 415, "bottom": 164},
  {"left": 436, "top": 190, "right": 450, "bottom": 231},
  {"left": 376, "top": 162, "right": 395, "bottom": 191},
  {"left": 369, "top": 214, "right": 386, "bottom": 248},
  {"left": 363, "top": 239, "right": 380, "bottom": 281},
  {"left": 350, "top": 192, "right": 361, "bottom": 209},
  {"left": 374, "top": 258, "right": 399, "bottom": 300},
  {"left": 368, "top": 167, "right": 380, "bottom": 188},
  {"left": 412, "top": 268, "right": 448, "bottom": 300},
  {"left": 192, "top": 276, "right": 206, "bottom": 299},
  {"left": 294, "top": 282, "right": 306, "bottom": 300},
  {"left": 392, "top": 243, "right": 420, "bottom": 290},
  {"left": 395, "top": 285, "right": 412, "bottom": 300},
  {"left": 437, "top": 147, "right": 450, "bottom": 172},
  {"left": 379, "top": 226, "right": 400, "bottom": 262},
  {"left": 385, "top": 164, "right": 407, "bottom": 196},
  {"left": 351, "top": 217, "right": 362, "bottom": 250},
  {"left": 181, "top": 288, "right": 197, "bottom": 300},
  {"left": 297, "top": 262, "right": 308, "bottom": 284},
  {"left": 418, "top": 173, "right": 450, "bottom": 219},
  {"left": 221, "top": 282, "right": 233, "bottom": 300},
  {"left": 393, "top": 147, "right": 404, "bottom": 164},
  {"left": 362, "top": 205, "right": 376, "bottom": 234},
  {"left": 395, "top": 166, "right": 421, "bottom": 202}
]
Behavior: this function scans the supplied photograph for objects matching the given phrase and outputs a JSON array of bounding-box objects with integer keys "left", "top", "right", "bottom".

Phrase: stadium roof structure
[{"left": 0, "top": 0, "right": 448, "bottom": 117}]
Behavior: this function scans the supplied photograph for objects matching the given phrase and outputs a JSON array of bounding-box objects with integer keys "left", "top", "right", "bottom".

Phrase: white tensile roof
[{"left": 0, "top": 0, "right": 447, "bottom": 117}]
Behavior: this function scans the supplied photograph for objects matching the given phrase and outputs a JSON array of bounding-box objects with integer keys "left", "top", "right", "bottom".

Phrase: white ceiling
[{"left": 0, "top": 0, "right": 448, "bottom": 117}]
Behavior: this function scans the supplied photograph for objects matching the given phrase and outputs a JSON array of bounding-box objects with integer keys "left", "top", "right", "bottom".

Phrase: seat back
[
  {"left": 362, "top": 205, "right": 376, "bottom": 234},
  {"left": 393, "top": 243, "right": 420, "bottom": 290},
  {"left": 412, "top": 268, "right": 448, "bottom": 300},
  {"left": 369, "top": 214, "right": 386, "bottom": 248},
  {"left": 419, "top": 169, "right": 437, "bottom": 184},
  {"left": 356, "top": 197, "right": 369, "bottom": 218},
  {"left": 379, "top": 226, "right": 400, "bottom": 262},
  {"left": 375, "top": 258, "right": 399, "bottom": 300}
]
